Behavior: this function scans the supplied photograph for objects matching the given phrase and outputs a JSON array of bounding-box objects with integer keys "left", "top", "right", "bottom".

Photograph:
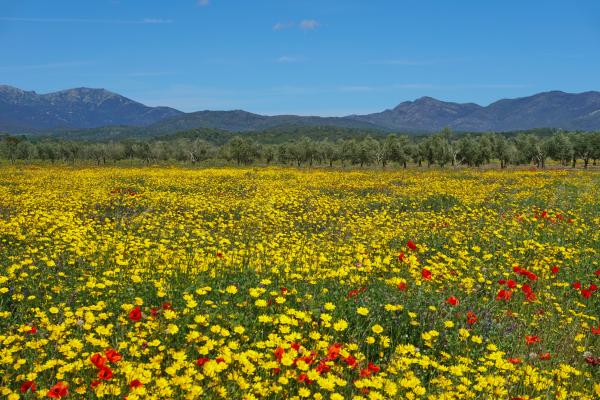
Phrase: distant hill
[
  {"left": 0, "top": 85, "right": 182, "bottom": 132},
  {"left": 145, "top": 109, "right": 384, "bottom": 134},
  {"left": 350, "top": 91, "right": 600, "bottom": 132},
  {"left": 2, "top": 85, "right": 600, "bottom": 136}
]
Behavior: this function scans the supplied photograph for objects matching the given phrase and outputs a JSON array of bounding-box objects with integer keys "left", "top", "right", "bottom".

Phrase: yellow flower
[
  {"left": 225, "top": 285, "right": 238, "bottom": 294},
  {"left": 333, "top": 319, "right": 348, "bottom": 331},
  {"left": 357, "top": 307, "right": 369, "bottom": 316},
  {"left": 372, "top": 324, "right": 384, "bottom": 334},
  {"left": 166, "top": 324, "right": 179, "bottom": 334}
]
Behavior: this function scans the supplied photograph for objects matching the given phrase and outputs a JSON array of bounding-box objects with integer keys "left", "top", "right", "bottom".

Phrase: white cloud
[
  {"left": 368, "top": 59, "right": 433, "bottom": 66},
  {"left": 276, "top": 55, "right": 308, "bottom": 64},
  {"left": 273, "top": 20, "right": 320, "bottom": 31},
  {"left": 276, "top": 56, "right": 296, "bottom": 63},
  {"left": 273, "top": 22, "right": 295, "bottom": 31},
  {"left": 141, "top": 18, "right": 173, "bottom": 24},
  {"left": 299, "top": 19, "right": 319, "bottom": 30}
]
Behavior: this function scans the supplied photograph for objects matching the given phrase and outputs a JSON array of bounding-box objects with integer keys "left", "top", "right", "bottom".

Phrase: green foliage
[{"left": 2, "top": 129, "right": 600, "bottom": 169}]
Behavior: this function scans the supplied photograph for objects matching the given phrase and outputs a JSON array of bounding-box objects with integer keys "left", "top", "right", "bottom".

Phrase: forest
[{"left": 1, "top": 128, "right": 600, "bottom": 168}]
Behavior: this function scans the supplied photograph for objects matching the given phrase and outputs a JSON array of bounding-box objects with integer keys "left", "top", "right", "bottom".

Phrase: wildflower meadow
[{"left": 0, "top": 166, "right": 599, "bottom": 399}]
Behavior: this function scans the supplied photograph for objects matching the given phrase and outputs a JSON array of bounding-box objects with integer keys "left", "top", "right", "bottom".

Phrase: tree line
[{"left": 2, "top": 129, "right": 600, "bottom": 168}]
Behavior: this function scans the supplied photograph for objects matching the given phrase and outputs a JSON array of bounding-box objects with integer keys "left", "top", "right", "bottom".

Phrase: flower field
[{"left": 0, "top": 166, "right": 599, "bottom": 399}]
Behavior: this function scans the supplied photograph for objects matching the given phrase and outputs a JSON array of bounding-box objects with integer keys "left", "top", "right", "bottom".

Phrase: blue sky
[{"left": 1, "top": 0, "right": 599, "bottom": 115}]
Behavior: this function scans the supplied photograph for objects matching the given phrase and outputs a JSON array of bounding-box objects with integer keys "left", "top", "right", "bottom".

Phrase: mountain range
[{"left": 2, "top": 84, "right": 600, "bottom": 136}]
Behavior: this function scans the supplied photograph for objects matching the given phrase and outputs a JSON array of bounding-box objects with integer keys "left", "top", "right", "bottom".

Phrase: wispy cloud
[
  {"left": 276, "top": 55, "right": 307, "bottom": 64},
  {"left": 339, "top": 86, "right": 375, "bottom": 93},
  {"left": 273, "top": 19, "right": 320, "bottom": 31},
  {"left": 126, "top": 71, "right": 177, "bottom": 77},
  {"left": 0, "top": 61, "right": 92, "bottom": 71},
  {"left": 273, "top": 21, "right": 294, "bottom": 31},
  {"left": 0, "top": 17, "right": 173, "bottom": 24},
  {"left": 299, "top": 19, "right": 319, "bottom": 30},
  {"left": 368, "top": 59, "right": 434, "bottom": 66}
]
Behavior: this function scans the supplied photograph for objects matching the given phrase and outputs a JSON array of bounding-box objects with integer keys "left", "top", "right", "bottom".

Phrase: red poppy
[
  {"left": 521, "top": 284, "right": 537, "bottom": 301},
  {"left": 327, "top": 343, "right": 342, "bottom": 360},
  {"left": 506, "top": 279, "right": 516, "bottom": 289},
  {"left": 162, "top": 302, "right": 172, "bottom": 310},
  {"left": 513, "top": 265, "right": 521, "bottom": 274},
  {"left": 591, "top": 325, "right": 600, "bottom": 335},
  {"left": 446, "top": 296, "right": 459, "bottom": 306},
  {"left": 90, "top": 380, "right": 101, "bottom": 389},
  {"left": 367, "top": 362, "right": 380, "bottom": 373},
  {"left": 540, "top": 352, "right": 551, "bottom": 360},
  {"left": 28, "top": 325, "right": 37, "bottom": 334},
  {"left": 525, "top": 335, "right": 540, "bottom": 345},
  {"left": 498, "top": 279, "right": 506, "bottom": 285},
  {"left": 595, "top": 269, "right": 600, "bottom": 276},
  {"left": 551, "top": 266, "right": 559, "bottom": 274},
  {"left": 525, "top": 271, "right": 538, "bottom": 281},
  {"left": 466, "top": 311, "right": 477, "bottom": 325},
  {"left": 590, "top": 284, "right": 598, "bottom": 292},
  {"left": 344, "top": 355, "right": 357, "bottom": 367},
  {"left": 359, "top": 367, "right": 372, "bottom": 377},
  {"left": 48, "top": 382, "right": 69, "bottom": 398},
  {"left": 421, "top": 269, "right": 432, "bottom": 280},
  {"left": 496, "top": 289, "right": 512, "bottom": 301},
  {"left": 105, "top": 348, "right": 122, "bottom": 363},
  {"left": 150, "top": 308, "right": 159, "bottom": 317},
  {"left": 272, "top": 367, "right": 282, "bottom": 374},
  {"left": 90, "top": 353, "right": 106, "bottom": 368},
  {"left": 581, "top": 289, "right": 592, "bottom": 299},
  {"left": 129, "top": 306, "right": 142, "bottom": 322},
  {"left": 507, "top": 357, "right": 522, "bottom": 364},
  {"left": 129, "top": 380, "right": 143, "bottom": 389},
  {"left": 215, "top": 357, "right": 225, "bottom": 364},
  {"left": 20, "top": 381, "right": 36, "bottom": 393},
  {"left": 314, "top": 361, "right": 329, "bottom": 374},
  {"left": 585, "top": 355, "right": 600, "bottom": 366},
  {"left": 274, "top": 347, "right": 285, "bottom": 361},
  {"left": 291, "top": 342, "right": 300, "bottom": 351},
  {"left": 398, "top": 252, "right": 405, "bottom": 262},
  {"left": 396, "top": 282, "right": 407, "bottom": 291},
  {"left": 196, "top": 357, "right": 209, "bottom": 366},
  {"left": 297, "top": 373, "right": 313, "bottom": 384},
  {"left": 572, "top": 281, "right": 582, "bottom": 290},
  {"left": 98, "top": 366, "right": 113, "bottom": 380},
  {"left": 406, "top": 240, "right": 417, "bottom": 251}
]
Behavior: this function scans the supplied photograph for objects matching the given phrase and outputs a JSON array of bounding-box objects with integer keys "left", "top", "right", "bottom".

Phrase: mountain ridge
[
  {"left": 2, "top": 85, "right": 600, "bottom": 135},
  {"left": 0, "top": 85, "right": 182, "bottom": 132}
]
